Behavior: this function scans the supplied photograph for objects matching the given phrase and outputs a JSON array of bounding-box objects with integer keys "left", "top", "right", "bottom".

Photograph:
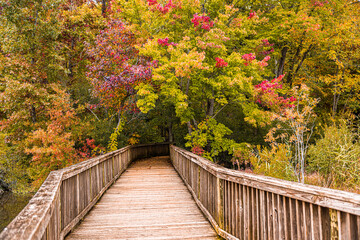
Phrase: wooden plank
[
  {"left": 231, "top": 181, "right": 235, "bottom": 235},
  {"left": 172, "top": 146, "right": 360, "bottom": 215},
  {"left": 244, "top": 185, "right": 249, "bottom": 239},
  {"left": 234, "top": 182, "right": 239, "bottom": 238},
  {"left": 284, "top": 196, "right": 290, "bottom": 240},
  {"left": 252, "top": 187, "right": 256, "bottom": 240},
  {"left": 260, "top": 190, "right": 267, "bottom": 240},
  {"left": 320, "top": 207, "right": 331, "bottom": 240},
  {"left": 340, "top": 212, "right": 349, "bottom": 240},
  {"left": 311, "top": 203, "right": 320, "bottom": 240},
  {"left": 239, "top": 183, "right": 244, "bottom": 239},
  {"left": 224, "top": 180, "right": 228, "bottom": 232},
  {"left": 0, "top": 171, "right": 63, "bottom": 240},
  {"left": 217, "top": 178, "right": 224, "bottom": 229},
  {"left": 304, "top": 202, "right": 311, "bottom": 240},
  {"left": 66, "top": 157, "right": 217, "bottom": 240},
  {"left": 78, "top": 170, "right": 91, "bottom": 214},
  {"left": 256, "top": 189, "right": 260, "bottom": 240},
  {"left": 356, "top": 216, "right": 360, "bottom": 239},
  {"left": 273, "top": 193, "right": 278, "bottom": 240},
  {"left": 62, "top": 148, "right": 129, "bottom": 180},
  {"left": 267, "top": 191, "right": 273, "bottom": 240},
  {"left": 289, "top": 198, "right": 296, "bottom": 240},
  {"left": 278, "top": 194, "right": 284, "bottom": 240},
  {"left": 297, "top": 199, "right": 304, "bottom": 240}
]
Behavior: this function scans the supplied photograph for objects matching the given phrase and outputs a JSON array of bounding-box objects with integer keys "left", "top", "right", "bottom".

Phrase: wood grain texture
[
  {"left": 65, "top": 157, "right": 218, "bottom": 240},
  {"left": 171, "top": 146, "right": 360, "bottom": 215},
  {"left": 170, "top": 144, "right": 360, "bottom": 240}
]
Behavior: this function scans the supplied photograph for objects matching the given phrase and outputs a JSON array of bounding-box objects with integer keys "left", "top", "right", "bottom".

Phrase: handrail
[
  {"left": 170, "top": 145, "right": 360, "bottom": 240},
  {"left": 0, "top": 143, "right": 169, "bottom": 240}
]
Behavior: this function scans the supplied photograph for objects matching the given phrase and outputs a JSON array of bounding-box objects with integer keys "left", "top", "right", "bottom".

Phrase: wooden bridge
[{"left": 1, "top": 143, "right": 360, "bottom": 240}]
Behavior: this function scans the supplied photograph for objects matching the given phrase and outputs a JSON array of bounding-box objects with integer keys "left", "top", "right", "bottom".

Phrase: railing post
[{"left": 217, "top": 177, "right": 224, "bottom": 229}]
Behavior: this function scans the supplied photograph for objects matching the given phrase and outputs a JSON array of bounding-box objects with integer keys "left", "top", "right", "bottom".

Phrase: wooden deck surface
[{"left": 66, "top": 156, "right": 218, "bottom": 240}]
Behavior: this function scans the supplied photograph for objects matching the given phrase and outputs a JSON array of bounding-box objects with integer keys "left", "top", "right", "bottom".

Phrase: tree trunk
[
  {"left": 277, "top": 46, "right": 288, "bottom": 77},
  {"left": 102, "top": 0, "right": 106, "bottom": 16},
  {"left": 30, "top": 105, "right": 36, "bottom": 123},
  {"left": 187, "top": 121, "right": 192, "bottom": 135},
  {"left": 168, "top": 121, "right": 174, "bottom": 143},
  {"left": 207, "top": 98, "right": 215, "bottom": 117}
]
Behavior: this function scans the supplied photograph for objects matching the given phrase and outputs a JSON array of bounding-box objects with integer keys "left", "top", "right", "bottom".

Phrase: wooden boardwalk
[
  {"left": 66, "top": 156, "right": 218, "bottom": 240},
  {"left": 2, "top": 144, "right": 360, "bottom": 240}
]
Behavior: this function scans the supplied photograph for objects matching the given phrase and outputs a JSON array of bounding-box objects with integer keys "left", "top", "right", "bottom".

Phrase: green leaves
[
  {"left": 136, "top": 83, "right": 159, "bottom": 113},
  {"left": 185, "top": 118, "right": 238, "bottom": 161}
]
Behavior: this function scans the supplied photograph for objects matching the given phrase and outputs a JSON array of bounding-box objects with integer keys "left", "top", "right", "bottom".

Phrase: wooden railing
[
  {"left": 0, "top": 143, "right": 169, "bottom": 240},
  {"left": 3, "top": 143, "right": 360, "bottom": 240},
  {"left": 170, "top": 145, "right": 360, "bottom": 240}
]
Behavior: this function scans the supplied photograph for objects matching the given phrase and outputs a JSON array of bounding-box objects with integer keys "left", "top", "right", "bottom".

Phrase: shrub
[
  {"left": 307, "top": 123, "right": 360, "bottom": 192},
  {"left": 249, "top": 143, "right": 297, "bottom": 181}
]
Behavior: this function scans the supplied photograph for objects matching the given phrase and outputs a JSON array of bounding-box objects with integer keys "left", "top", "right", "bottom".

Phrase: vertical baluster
[
  {"left": 230, "top": 181, "right": 234, "bottom": 235},
  {"left": 244, "top": 185, "right": 249, "bottom": 239},
  {"left": 260, "top": 190, "right": 267, "bottom": 240},
  {"left": 278, "top": 194, "right": 284, "bottom": 240},
  {"left": 310, "top": 203, "right": 319, "bottom": 240},
  {"left": 320, "top": 207, "right": 331, "bottom": 240},
  {"left": 284, "top": 197, "right": 290, "bottom": 240},
  {"left": 239, "top": 184, "right": 244, "bottom": 239},
  {"left": 252, "top": 187, "right": 256, "bottom": 240},
  {"left": 224, "top": 180, "right": 228, "bottom": 232},
  {"left": 217, "top": 177, "right": 224, "bottom": 229},
  {"left": 272, "top": 193, "right": 278, "bottom": 240},
  {"left": 235, "top": 182, "right": 239, "bottom": 238},
  {"left": 256, "top": 189, "right": 260, "bottom": 240},
  {"left": 267, "top": 192, "right": 273, "bottom": 240}
]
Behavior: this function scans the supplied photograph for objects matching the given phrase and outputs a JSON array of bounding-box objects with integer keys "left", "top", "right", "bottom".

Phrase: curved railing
[
  {"left": 0, "top": 143, "right": 169, "bottom": 240},
  {"left": 170, "top": 145, "right": 360, "bottom": 240}
]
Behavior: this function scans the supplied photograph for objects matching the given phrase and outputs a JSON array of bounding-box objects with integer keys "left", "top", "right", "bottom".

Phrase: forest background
[{"left": 0, "top": 0, "right": 359, "bottom": 195}]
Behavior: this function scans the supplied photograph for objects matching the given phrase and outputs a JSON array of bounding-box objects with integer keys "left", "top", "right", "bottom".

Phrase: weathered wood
[
  {"left": 3, "top": 142, "right": 360, "bottom": 240},
  {"left": 0, "top": 171, "right": 63, "bottom": 240},
  {"left": 170, "top": 145, "right": 360, "bottom": 240},
  {"left": 0, "top": 143, "right": 170, "bottom": 240},
  {"left": 65, "top": 157, "right": 217, "bottom": 240},
  {"left": 173, "top": 146, "right": 360, "bottom": 215}
]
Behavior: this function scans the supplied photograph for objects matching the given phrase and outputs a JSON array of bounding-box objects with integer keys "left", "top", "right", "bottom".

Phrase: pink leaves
[
  {"left": 215, "top": 57, "right": 228, "bottom": 68},
  {"left": 242, "top": 53, "right": 256, "bottom": 66},
  {"left": 242, "top": 53, "right": 271, "bottom": 67},
  {"left": 191, "top": 145, "right": 205, "bottom": 156},
  {"left": 242, "top": 53, "right": 256, "bottom": 61},
  {"left": 258, "top": 39, "right": 274, "bottom": 56},
  {"left": 261, "top": 39, "right": 274, "bottom": 47},
  {"left": 147, "top": 0, "right": 157, "bottom": 6},
  {"left": 254, "top": 75, "right": 297, "bottom": 110},
  {"left": 157, "top": 4, "right": 170, "bottom": 14},
  {"left": 258, "top": 55, "right": 271, "bottom": 67},
  {"left": 255, "top": 75, "right": 284, "bottom": 92},
  {"left": 191, "top": 14, "right": 214, "bottom": 31},
  {"left": 157, "top": 37, "right": 177, "bottom": 47},
  {"left": 248, "top": 10, "right": 256, "bottom": 19},
  {"left": 312, "top": 0, "right": 329, "bottom": 7},
  {"left": 147, "top": 0, "right": 179, "bottom": 14}
]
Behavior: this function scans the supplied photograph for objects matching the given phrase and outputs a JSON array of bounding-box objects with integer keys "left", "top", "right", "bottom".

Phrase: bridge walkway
[{"left": 65, "top": 156, "right": 218, "bottom": 240}]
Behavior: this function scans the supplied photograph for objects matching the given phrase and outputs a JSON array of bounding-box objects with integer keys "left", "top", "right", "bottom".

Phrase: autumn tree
[
  {"left": 0, "top": 0, "right": 91, "bottom": 189},
  {"left": 109, "top": 0, "right": 279, "bottom": 160},
  {"left": 86, "top": 19, "right": 154, "bottom": 150}
]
